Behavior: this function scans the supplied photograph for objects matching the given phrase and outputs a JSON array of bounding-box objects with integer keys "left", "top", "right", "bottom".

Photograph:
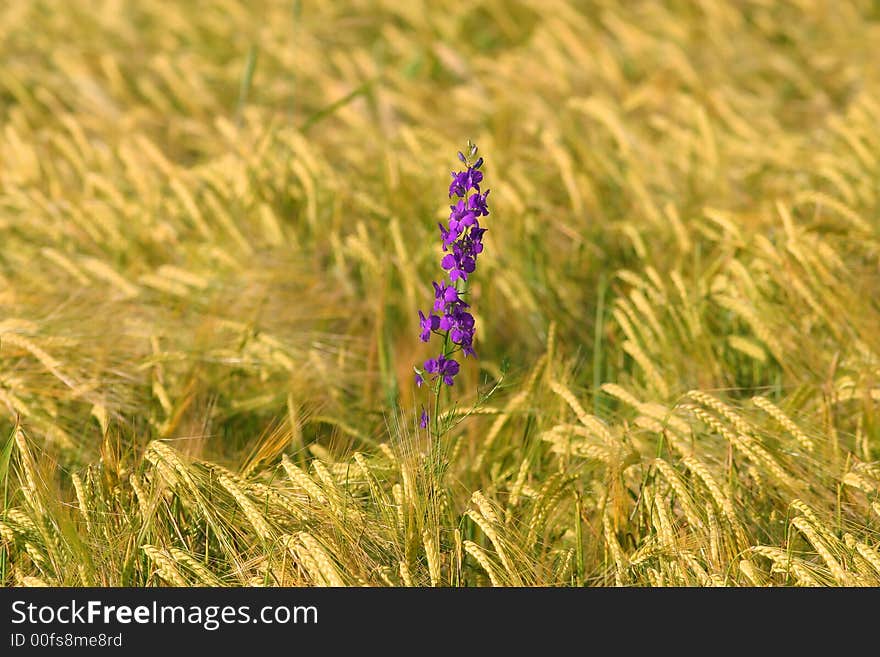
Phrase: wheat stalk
[
  {"left": 791, "top": 517, "right": 855, "bottom": 586},
  {"left": 142, "top": 545, "right": 188, "bottom": 587},
  {"left": 463, "top": 540, "right": 502, "bottom": 587}
]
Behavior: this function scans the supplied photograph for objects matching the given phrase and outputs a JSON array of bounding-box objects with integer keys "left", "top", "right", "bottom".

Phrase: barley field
[{"left": 1, "top": 0, "right": 880, "bottom": 587}]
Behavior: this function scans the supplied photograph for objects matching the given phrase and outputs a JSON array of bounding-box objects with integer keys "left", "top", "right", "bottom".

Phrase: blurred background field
[{"left": 2, "top": 0, "right": 880, "bottom": 586}]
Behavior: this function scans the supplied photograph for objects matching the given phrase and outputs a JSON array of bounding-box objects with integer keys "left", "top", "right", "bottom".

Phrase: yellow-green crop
[{"left": 1, "top": 0, "right": 879, "bottom": 586}]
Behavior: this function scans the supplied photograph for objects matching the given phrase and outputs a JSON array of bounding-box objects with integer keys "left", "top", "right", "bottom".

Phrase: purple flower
[
  {"left": 420, "top": 407, "right": 429, "bottom": 428},
  {"left": 415, "top": 372, "right": 424, "bottom": 388},
  {"left": 450, "top": 327, "right": 470, "bottom": 345},
  {"left": 418, "top": 310, "right": 440, "bottom": 342},
  {"left": 432, "top": 281, "right": 461, "bottom": 311},
  {"left": 424, "top": 356, "right": 460, "bottom": 386},
  {"left": 450, "top": 199, "right": 477, "bottom": 229},
  {"left": 441, "top": 245, "right": 476, "bottom": 282},
  {"left": 448, "top": 308, "right": 475, "bottom": 345},
  {"left": 438, "top": 222, "right": 460, "bottom": 249},
  {"left": 449, "top": 166, "right": 484, "bottom": 198},
  {"left": 441, "top": 361, "right": 460, "bottom": 386},
  {"left": 467, "top": 191, "right": 490, "bottom": 217},
  {"left": 438, "top": 303, "right": 477, "bottom": 359},
  {"left": 440, "top": 197, "right": 484, "bottom": 251}
]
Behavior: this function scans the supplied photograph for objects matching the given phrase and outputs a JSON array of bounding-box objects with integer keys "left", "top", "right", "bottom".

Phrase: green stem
[{"left": 432, "top": 330, "right": 450, "bottom": 440}]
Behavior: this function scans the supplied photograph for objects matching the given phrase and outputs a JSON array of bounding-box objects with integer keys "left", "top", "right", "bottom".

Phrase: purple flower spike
[
  {"left": 416, "top": 143, "right": 489, "bottom": 417},
  {"left": 420, "top": 408, "right": 429, "bottom": 428}
]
